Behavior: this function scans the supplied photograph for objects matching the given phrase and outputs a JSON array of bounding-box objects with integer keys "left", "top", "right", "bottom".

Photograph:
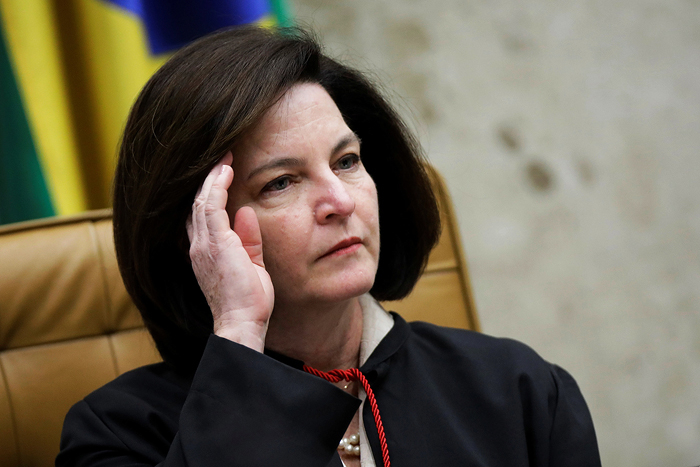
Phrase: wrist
[{"left": 214, "top": 319, "right": 268, "bottom": 353}]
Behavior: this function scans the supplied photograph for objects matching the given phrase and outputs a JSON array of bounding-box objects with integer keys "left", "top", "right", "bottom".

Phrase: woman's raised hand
[{"left": 187, "top": 152, "right": 274, "bottom": 352}]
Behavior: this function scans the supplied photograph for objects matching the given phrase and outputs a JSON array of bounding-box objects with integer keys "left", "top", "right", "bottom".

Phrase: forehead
[{"left": 237, "top": 83, "right": 351, "bottom": 157}]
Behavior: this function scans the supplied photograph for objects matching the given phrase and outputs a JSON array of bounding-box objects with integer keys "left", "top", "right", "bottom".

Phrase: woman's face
[{"left": 226, "top": 83, "right": 380, "bottom": 309}]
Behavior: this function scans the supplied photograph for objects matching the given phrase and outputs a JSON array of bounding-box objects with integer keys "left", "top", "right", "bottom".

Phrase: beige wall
[{"left": 291, "top": 0, "right": 700, "bottom": 465}]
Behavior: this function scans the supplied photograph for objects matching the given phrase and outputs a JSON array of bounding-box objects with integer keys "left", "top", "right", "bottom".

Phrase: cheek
[
  {"left": 257, "top": 209, "right": 311, "bottom": 271},
  {"left": 359, "top": 180, "right": 380, "bottom": 234}
]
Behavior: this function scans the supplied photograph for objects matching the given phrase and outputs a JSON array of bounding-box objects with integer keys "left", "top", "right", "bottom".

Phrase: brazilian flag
[{"left": 0, "top": 0, "right": 292, "bottom": 225}]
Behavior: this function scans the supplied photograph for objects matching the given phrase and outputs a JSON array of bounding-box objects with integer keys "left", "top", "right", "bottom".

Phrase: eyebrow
[
  {"left": 331, "top": 132, "right": 361, "bottom": 156},
  {"left": 246, "top": 132, "right": 361, "bottom": 181},
  {"left": 246, "top": 157, "right": 304, "bottom": 181}
]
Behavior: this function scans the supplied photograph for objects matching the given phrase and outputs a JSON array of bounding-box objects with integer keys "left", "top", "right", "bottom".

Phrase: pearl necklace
[{"left": 338, "top": 433, "right": 360, "bottom": 456}]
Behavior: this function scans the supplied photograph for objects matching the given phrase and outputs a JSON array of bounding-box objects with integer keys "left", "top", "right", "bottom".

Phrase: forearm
[{"left": 57, "top": 335, "right": 359, "bottom": 467}]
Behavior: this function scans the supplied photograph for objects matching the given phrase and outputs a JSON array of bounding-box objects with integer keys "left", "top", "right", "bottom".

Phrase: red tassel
[{"left": 303, "top": 365, "right": 391, "bottom": 467}]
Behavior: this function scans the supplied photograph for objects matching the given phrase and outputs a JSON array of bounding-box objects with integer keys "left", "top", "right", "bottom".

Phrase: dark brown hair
[{"left": 113, "top": 26, "right": 440, "bottom": 373}]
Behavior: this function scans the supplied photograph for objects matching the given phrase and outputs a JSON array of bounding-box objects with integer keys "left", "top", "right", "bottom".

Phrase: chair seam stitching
[
  {"left": 0, "top": 356, "right": 23, "bottom": 466},
  {"left": 88, "top": 222, "right": 114, "bottom": 332},
  {"left": 106, "top": 334, "right": 122, "bottom": 378}
]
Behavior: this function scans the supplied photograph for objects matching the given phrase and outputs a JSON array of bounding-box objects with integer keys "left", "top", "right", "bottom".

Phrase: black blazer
[{"left": 57, "top": 313, "right": 601, "bottom": 466}]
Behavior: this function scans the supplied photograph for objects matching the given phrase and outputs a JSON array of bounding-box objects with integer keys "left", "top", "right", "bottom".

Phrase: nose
[{"left": 314, "top": 174, "right": 356, "bottom": 223}]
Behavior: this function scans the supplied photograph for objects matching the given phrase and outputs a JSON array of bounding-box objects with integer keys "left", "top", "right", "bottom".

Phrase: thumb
[{"left": 233, "top": 206, "right": 265, "bottom": 268}]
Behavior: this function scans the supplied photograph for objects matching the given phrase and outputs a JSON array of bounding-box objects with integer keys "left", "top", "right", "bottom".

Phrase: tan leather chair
[{"left": 0, "top": 168, "right": 478, "bottom": 467}]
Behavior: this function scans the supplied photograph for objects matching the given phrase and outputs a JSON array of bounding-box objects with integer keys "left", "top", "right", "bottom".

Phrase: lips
[{"left": 319, "top": 237, "right": 362, "bottom": 260}]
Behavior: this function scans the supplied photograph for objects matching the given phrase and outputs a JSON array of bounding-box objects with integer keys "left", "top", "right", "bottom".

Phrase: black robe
[{"left": 56, "top": 313, "right": 601, "bottom": 466}]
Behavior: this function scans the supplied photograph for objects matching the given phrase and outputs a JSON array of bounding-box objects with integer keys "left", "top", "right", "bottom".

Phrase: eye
[
  {"left": 336, "top": 154, "right": 360, "bottom": 171},
  {"left": 262, "top": 176, "right": 291, "bottom": 193}
]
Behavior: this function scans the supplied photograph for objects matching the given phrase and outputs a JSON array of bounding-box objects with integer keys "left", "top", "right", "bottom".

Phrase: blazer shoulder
[
  {"left": 79, "top": 362, "right": 190, "bottom": 418},
  {"left": 406, "top": 320, "right": 555, "bottom": 378}
]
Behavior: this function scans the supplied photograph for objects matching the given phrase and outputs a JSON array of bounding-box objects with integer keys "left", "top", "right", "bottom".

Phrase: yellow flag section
[
  {"left": 0, "top": 0, "right": 165, "bottom": 212},
  {"left": 63, "top": 1, "right": 166, "bottom": 208},
  {"left": 0, "top": 0, "right": 87, "bottom": 215}
]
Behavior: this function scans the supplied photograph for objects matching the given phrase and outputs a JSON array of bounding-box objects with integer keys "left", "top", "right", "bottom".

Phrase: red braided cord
[{"left": 303, "top": 365, "right": 391, "bottom": 467}]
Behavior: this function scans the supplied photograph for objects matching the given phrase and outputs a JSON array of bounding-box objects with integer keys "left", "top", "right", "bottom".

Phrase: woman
[{"left": 57, "top": 26, "right": 600, "bottom": 467}]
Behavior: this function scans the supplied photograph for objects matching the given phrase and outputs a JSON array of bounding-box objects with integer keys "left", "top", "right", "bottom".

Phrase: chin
[
  {"left": 328, "top": 260, "right": 377, "bottom": 298},
  {"left": 329, "top": 278, "right": 375, "bottom": 302},
  {"left": 278, "top": 270, "right": 376, "bottom": 307}
]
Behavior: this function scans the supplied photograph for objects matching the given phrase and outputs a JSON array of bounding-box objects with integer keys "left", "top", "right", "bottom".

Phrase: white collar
[
  {"left": 358, "top": 294, "right": 395, "bottom": 366},
  {"left": 355, "top": 293, "right": 394, "bottom": 467}
]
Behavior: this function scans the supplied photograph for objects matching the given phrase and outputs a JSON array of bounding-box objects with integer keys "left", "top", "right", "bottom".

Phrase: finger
[
  {"left": 196, "top": 158, "right": 224, "bottom": 208},
  {"left": 193, "top": 153, "right": 234, "bottom": 240},
  {"left": 191, "top": 165, "right": 219, "bottom": 242},
  {"left": 220, "top": 151, "right": 233, "bottom": 167},
  {"left": 204, "top": 163, "right": 235, "bottom": 240},
  {"left": 233, "top": 206, "right": 265, "bottom": 268},
  {"left": 197, "top": 153, "right": 232, "bottom": 207}
]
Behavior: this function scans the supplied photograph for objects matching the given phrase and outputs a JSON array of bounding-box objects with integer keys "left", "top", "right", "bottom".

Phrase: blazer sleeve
[
  {"left": 547, "top": 365, "right": 601, "bottom": 467},
  {"left": 56, "top": 335, "right": 360, "bottom": 467}
]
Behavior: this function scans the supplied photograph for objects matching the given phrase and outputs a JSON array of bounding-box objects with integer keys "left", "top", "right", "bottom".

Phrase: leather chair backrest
[{"left": 0, "top": 167, "right": 478, "bottom": 467}]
